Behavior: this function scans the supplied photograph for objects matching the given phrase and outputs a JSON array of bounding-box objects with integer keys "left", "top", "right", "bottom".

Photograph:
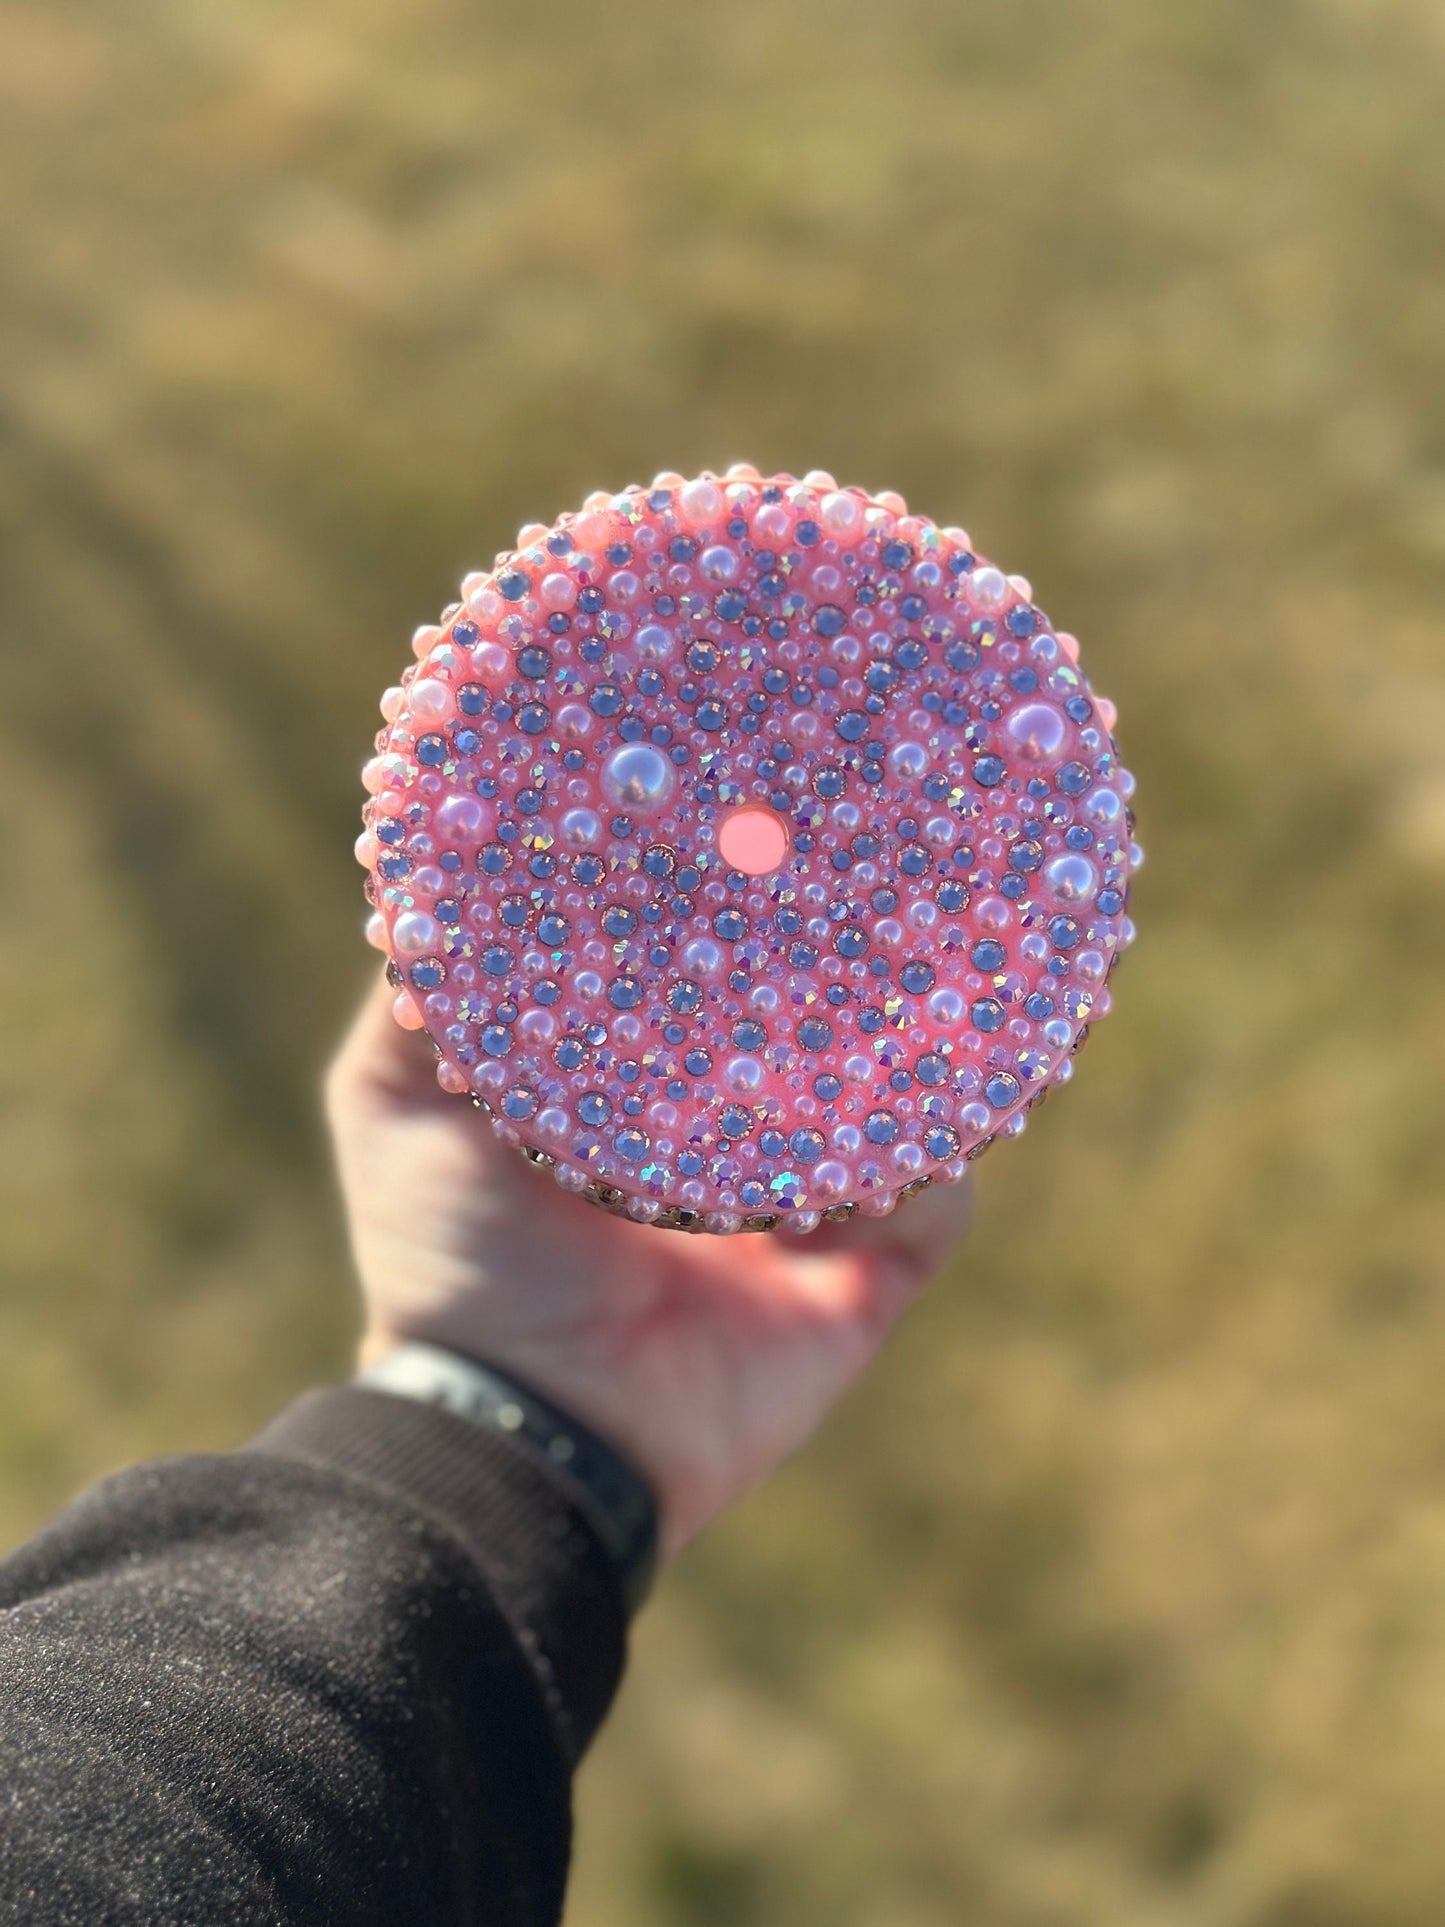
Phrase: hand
[{"left": 327, "top": 971, "right": 972, "bottom": 1559}]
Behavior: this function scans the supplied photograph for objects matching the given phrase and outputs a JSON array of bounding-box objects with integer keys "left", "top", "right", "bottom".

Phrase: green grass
[{"left": 3, "top": 1, "right": 1445, "bottom": 1919}]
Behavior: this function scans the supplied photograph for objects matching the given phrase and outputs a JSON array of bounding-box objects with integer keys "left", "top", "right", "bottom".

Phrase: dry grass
[{"left": 3, "top": 1, "right": 1444, "bottom": 1919}]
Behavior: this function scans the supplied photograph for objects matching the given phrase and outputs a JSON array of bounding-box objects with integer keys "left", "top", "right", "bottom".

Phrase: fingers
[
  {"left": 789, "top": 1168, "right": 973, "bottom": 1269},
  {"left": 326, "top": 967, "right": 438, "bottom": 1113},
  {"left": 777, "top": 1169, "right": 974, "bottom": 1334}
]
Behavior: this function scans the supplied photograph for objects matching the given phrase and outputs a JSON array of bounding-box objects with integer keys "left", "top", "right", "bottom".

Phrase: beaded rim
[
  {"left": 359, "top": 466, "right": 1138, "bottom": 1236},
  {"left": 385, "top": 951, "right": 1110, "bottom": 1233}
]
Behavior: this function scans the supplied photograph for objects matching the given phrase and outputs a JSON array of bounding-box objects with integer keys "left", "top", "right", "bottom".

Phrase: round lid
[{"left": 357, "top": 466, "right": 1138, "bottom": 1234}]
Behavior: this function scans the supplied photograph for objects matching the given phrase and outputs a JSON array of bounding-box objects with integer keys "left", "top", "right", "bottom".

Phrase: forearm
[{"left": 0, "top": 1388, "right": 630, "bottom": 1927}]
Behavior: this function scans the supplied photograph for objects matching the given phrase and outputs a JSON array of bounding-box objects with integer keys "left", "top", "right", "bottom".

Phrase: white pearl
[
  {"left": 602, "top": 744, "right": 674, "bottom": 807},
  {"left": 1005, "top": 702, "right": 1067, "bottom": 761}
]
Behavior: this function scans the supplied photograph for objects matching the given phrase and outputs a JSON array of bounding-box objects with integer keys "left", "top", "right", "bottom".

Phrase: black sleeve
[{"left": 0, "top": 1385, "right": 630, "bottom": 1926}]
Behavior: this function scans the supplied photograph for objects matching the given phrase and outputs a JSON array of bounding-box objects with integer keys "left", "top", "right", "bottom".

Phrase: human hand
[{"left": 327, "top": 971, "right": 972, "bottom": 1559}]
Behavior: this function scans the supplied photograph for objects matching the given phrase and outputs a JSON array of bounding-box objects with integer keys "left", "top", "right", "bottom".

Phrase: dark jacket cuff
[{"left": 247, "top": 1385, "right": 627, "bottom": 1767}]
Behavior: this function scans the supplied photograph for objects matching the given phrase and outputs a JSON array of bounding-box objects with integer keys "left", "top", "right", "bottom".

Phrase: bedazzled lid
[{"left": 357, "top": 467, "right": 1139, "bottom": 1233}]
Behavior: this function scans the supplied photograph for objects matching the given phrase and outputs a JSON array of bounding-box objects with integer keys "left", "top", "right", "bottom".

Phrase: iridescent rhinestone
[{"left": 363, "top": 469, "right": 1136, "bottom": 1231}]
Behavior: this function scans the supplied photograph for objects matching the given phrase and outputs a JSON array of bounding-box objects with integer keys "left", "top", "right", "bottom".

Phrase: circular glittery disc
[{"left": 357, "top": 466, "right": 1139, "bottom": 1234}]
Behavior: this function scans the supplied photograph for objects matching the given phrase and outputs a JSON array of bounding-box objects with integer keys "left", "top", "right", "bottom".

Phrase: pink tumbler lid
[{"left": 357, "top": 467, "right": 1138, "bottom": 1233}]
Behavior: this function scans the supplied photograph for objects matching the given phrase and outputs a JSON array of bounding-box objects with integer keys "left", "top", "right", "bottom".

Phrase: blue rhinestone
[
  {"left": 579, "top": 1092, "right": 611, "bottom": 1126},
  {"left": 1048, "top": 915, "right": 1082, "bottom": 951},
  {"left": 882, "top": 540, "right": 913, "bottom": 570},
  {"left": 517, "top": 646, "right": 551, "bottom": 678},
  {"left": 900, "top": 961, "right": 936, "bottom": 994},
  {"left": 684, "top": 1048, "right": 713, "bottom": 1076},
  {"left": 602, "top": 906, "right": 637, "bottom": 937},
  {"left": 415, "top": 734, "right": 447, "bottom": 767},
  {"left": 971, "top": 997, "right": 1005, "bottom": 1032},
  {"left": 971, "top": 938, "right": 1006, "bottom": 970},
  {"left": 973, "top": 754, "right": 1006, "bottom": 787},
  {"left": 538, "top": 913, "right": 570, "bottom": 945},
  {"left": 480, "top": 1025, "right": 512, "bottom": 1057},
  {"left": 813, "top": 604, "right": 846, "bottom": 637},
  {"left": 925, "top": 1125, "right": 961, "bottom": 1158},
  {"left": 836, "top": 710, "right": 869, "bottom": 743},
  {"left": 608, "top": 976, "right": 643, "bottom": 1009},
  {"left": 985, "top": 1072, "right": 1021, "bottom": 1108},
  {"left": 503, "top": 1088, "right": 537, "bottom": 1120},
  {"left": 720, "top": 1105, "right": 753, "bottom": 1138},
  {"left": 1006, "top": 606, "right": 1036, "bottom": 636},
  {"left": 714, "top": 908, "right": 747, "bottom": 941},
  {"left": 760, "top": 1129, "right": 788, "bottom": 1157},
  {"left": 865, "top": 1110, "right": 899, "bottom": 1145},
  {"left": 915, "top": 1052, "right": 949, "bottom": 1086},
  {"left": 1024, "top": 992, "right": 1055, "bottom": 1019},
  {"left": 791, "top": 1128, "right": 825, "bottom": 1164},
  {"left": 732, "top": 1019, "right": 766, "bottom": 1050},
  {"left": 614, "top": 1127, "right": 650, "bottom": 1161},
  {"left": 1056, "top": 761, "right": 1091, "bottom": 795},
  {"left": 814, "top": 1073, "right": 843, "bottom": 1101},
  {"left": 497, "top": 570, "right": 529, "bottom": 602},
  {"left": 797, "top": 1017, "right": 833, "bottom": 1050}
]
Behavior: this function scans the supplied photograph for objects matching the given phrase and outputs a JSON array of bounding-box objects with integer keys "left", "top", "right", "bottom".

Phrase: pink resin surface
[{"left": 357, "top": 467, "right": 1139, "bottom": 1233}]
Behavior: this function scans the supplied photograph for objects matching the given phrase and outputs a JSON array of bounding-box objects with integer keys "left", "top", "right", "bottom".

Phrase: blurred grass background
[{"left": 3, "top": 0, "right": 1445, "bottom": 1920}]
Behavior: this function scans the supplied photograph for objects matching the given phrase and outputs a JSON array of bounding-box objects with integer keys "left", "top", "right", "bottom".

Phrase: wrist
[{"left": 354, "top": 1338, "right": 660, "bottom": 1614}]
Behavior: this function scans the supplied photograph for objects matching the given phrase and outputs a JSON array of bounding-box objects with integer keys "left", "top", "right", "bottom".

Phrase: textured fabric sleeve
[{"left": 0, "top": 1385, "right": 630, "bottom": 1926}]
